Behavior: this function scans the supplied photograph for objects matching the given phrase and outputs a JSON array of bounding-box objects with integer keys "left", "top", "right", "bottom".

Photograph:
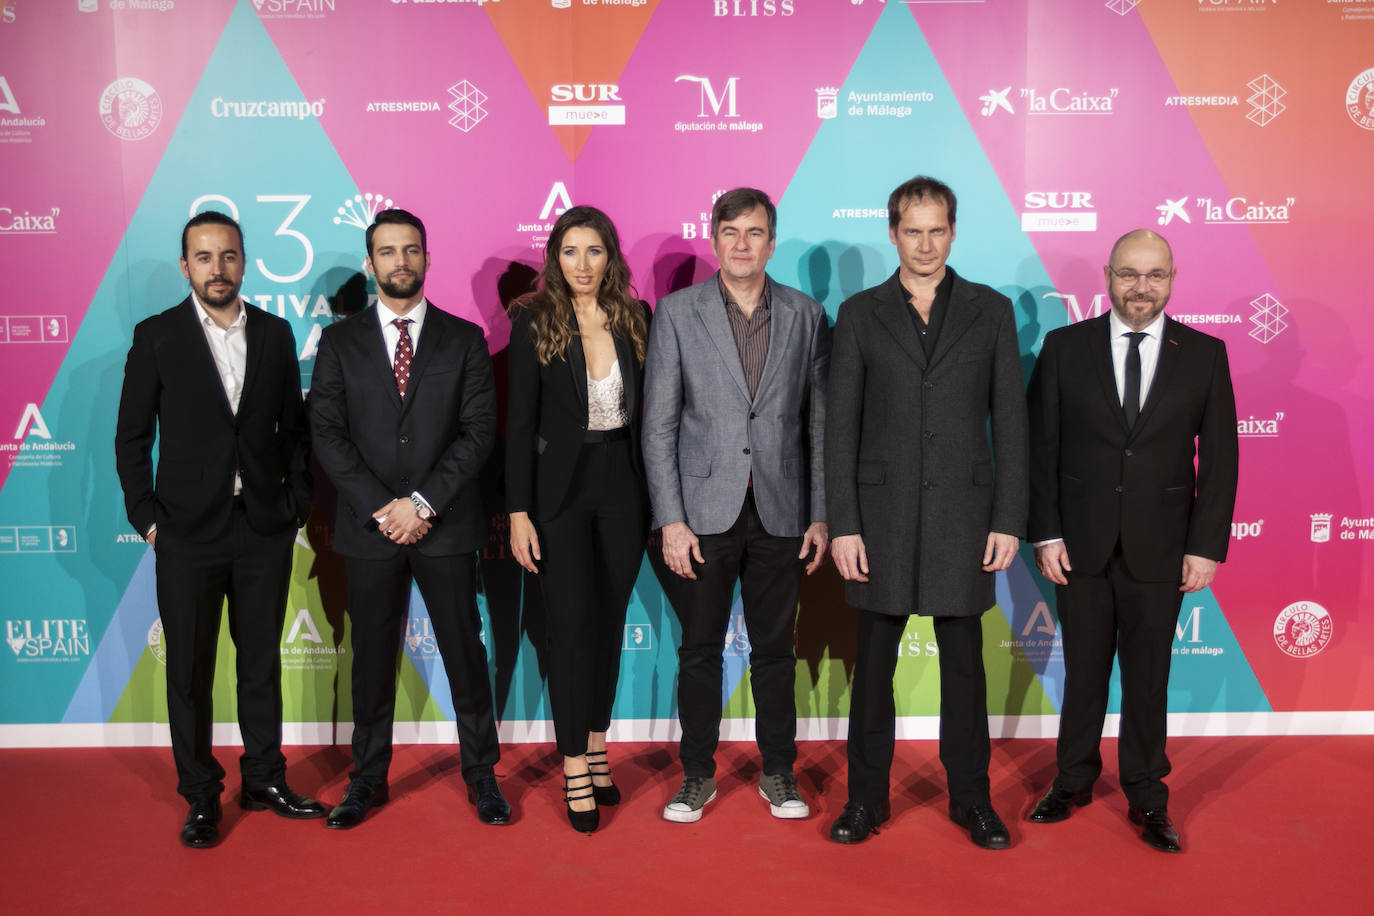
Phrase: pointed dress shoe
[
  {"left": 1028, "top": 784, "right": 1093, "bottom": 823},
  {"left": 1129, "top": 806, "right": 1182, "bottom": 853},
  {"left": 181, "top": 795, "right": 223, "bottom": 849},
  {"left": 239, "top": 783, "right": 327, "bottom": 819},
  {"left": 950, "top": 802, "right": 1012, "bottom": 849},
  {"left": 468, "top": 771, "right": 511, "bottom": 825},
  {"left": 326, "top": 780, "right": 389, "bottom": 830},
  {"left": 828, "top": 800, "right": 891, "bottom": 844}
]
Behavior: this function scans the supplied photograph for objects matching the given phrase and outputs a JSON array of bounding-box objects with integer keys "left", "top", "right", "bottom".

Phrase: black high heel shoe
[
  {"left": 564, "top": 772, "right": 599, "bottom": 834},
  {"left": 586, "top": 749, "right": 621, "bottom": 806}
]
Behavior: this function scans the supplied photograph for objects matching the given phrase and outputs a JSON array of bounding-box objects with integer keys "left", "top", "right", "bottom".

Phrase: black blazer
[
  {"left": 309, "top": 302, "right": 497, "bottom": 559},
  {"left": 505, "top": 303, "right": 645, "bottom": 520},
  {"left": 825, "top": 269, "right": 1028, "bottom": 617},
  {"left": 1027, "top": 314, "right": 1239, "bottom": 580},
  {"left": 115, "top": 297, "right": 311, "bottom": 542}
]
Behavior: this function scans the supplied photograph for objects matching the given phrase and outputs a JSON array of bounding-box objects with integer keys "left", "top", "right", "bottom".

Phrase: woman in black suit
[{"left": 505, "top": 206, "right": 649, "bottom": 833}]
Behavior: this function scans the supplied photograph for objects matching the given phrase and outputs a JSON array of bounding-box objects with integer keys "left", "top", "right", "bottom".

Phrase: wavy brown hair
[{"left": 509, "top": 206, "right": 647, "bottom": 366}]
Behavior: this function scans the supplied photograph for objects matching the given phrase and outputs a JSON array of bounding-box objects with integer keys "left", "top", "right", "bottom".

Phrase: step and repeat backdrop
[{"left": 2, "top": 0, "right": 1371, "bottom": 745}]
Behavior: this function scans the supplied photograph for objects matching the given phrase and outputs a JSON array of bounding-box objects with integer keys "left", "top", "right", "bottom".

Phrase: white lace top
[{"left": 586, "top": 359, "right": 629, "bottom": 431}]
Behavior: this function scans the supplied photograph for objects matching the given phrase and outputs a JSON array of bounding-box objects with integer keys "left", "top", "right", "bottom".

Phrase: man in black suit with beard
[
  {"left": 1026, "top": 229, "right": 1238, "bottom": 853},
  {"left": 116, "top": 211, "right": 323, "bottom": 848},
  {"left": 309, "top": 209, "right": 508, "bottom": 828}
]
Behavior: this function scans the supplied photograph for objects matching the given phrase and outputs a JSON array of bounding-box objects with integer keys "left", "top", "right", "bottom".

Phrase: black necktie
[{"left": 1124, "top": 331, "right": 1146, "bottom": 428}]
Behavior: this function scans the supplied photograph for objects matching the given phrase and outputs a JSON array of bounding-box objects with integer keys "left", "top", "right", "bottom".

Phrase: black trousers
[
  {"left": 847, "top": 609, "right": 991, "bottom": 810},
  {"left": 1055, "top": 545, "right": 1184, "bottom": 810},
  {"left": 534, "top": 434, "right": 647, "bottom": 757},
  {"left": 154, "top": 507, "right": 294, "bottom": 801},
  {"left": 344, "top": 550, "right": 499, "bottom": 786},
  {"left": 674, "top": 492, "right": 802, "bottom": 778}
]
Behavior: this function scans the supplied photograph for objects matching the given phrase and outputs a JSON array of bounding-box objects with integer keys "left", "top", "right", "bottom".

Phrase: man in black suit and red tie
[
  {"left": 115, "top": 211, "right": 324, "bottom": 848},
  {"left": 1026, "top": 229, "right": 1239, "bottom": 853},
  {"left": 309, "top": 209, "right": 508, "bottom": 829}
]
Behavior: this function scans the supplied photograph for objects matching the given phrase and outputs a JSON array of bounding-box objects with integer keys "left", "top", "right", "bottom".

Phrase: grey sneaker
[
  {"left": 758, "top": 772, "right": 809, "bottom": 819},
  {"left": 663, "top": 776, "right": 717, "bottom": 824}
]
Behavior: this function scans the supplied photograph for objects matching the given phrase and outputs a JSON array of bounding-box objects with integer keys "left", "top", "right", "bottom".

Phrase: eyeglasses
[{"left": 1109, "top": 267, "right": 1172, "bottom": 286}]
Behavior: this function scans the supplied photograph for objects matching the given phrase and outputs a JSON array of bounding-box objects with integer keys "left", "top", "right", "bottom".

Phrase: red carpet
[{"left": 2, "top": 737, "right": 1370, "bottom": 914}]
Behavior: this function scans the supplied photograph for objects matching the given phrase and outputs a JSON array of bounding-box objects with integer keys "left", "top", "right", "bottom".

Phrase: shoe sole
[
  {"left": 662, "top": 789, "right": 717, "bottom": 823},
  {"left": 758, "top": 786, "right": 809, "bottom": 819}
]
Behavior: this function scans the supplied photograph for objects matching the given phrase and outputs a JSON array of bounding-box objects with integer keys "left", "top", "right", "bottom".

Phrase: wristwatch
[{"left": 410, "top": 494, "right": 433, "bottom": 520}]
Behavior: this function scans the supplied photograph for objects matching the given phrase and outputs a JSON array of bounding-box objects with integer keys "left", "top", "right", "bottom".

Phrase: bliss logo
[
  {"left": 1042, "top": 290, "right": 1107, "bottom": 324},
  {"left": 681, "top": 188, "right": 727, "bottom": 240},
  {"left": 1021, "top": 191, "right": 1096, "bottom": 232},
  {"left": 713, "top": 0, "right": 794, "bottom": 15},
  {"left": 549, "top": 83, "right": 625, "bottom": 126}
]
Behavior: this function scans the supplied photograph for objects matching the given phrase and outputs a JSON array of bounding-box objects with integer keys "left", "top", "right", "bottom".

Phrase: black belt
[{"left": 583, "top": 426, "right": 631, "bottom": 444}]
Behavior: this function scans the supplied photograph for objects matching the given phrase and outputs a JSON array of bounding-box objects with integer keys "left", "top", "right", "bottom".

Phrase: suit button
[
  {"left": 1124, "top": 449, "right": 1133, "bottom": 457},
  {"left": 399, "top": 435, "right": 409, "bottom": 444},
  {"left": 742, "top": 448, "right": 751, "bottom": 455},
  {"left": 749, "top": 412, "right": 757, "bottom": 419},
  {"left": 922, "top": 381, "right": 934, "bottom": 389},
  {"left": 401, "top": 476, "right": 410, "bottom": 486},
  {"left": 1114, "top": 486, "right": 1123, "bottom": 494},
  {"left": 922, "top": 480, "right": 932, "bottom": 489},
  {"left": 923, "top": 431, "right": 935, "bottom": 439}
]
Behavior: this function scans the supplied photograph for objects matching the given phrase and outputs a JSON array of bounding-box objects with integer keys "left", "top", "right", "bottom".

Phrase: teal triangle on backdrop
[{"left": 57, "top": 0, "right": 394, "bottom": 723}]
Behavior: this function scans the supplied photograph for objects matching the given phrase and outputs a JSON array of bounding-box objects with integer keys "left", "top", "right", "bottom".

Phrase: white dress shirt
[
  {"left": 193, "top": 293, "right": 247, "bottom": 495},
  {"left": 1108, "top": 308, "right": 1166, "bottom": 413},
  {"left": 374, "top": 298, "right": 434, "bottom": 517},
  {"left": 377, "top": 298, "right": 428, "bottom": 365}
]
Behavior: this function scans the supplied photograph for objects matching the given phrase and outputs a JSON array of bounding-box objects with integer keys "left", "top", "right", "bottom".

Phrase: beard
[
  {"left": 1110, "top": 288, "right": 1169, "bottom": 330},
  {"left": 196, "top": 275, "right": 240, "bottom": 309},
  {"left": 376, "top": 269, "right": 423, "bottom": 300}
]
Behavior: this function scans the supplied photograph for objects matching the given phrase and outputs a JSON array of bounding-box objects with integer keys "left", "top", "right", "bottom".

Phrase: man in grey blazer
[
  {"left": 826, "top": 177, "right": 1028, "bottom": 848},
  {"left": 643, "top": 188, "right": 831, "bottom": 824}
]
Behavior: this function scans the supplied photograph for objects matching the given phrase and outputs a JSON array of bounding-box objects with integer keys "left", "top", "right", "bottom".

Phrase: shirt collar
[
  {"left": 191, "top": 292, "right": 246, "bottom": 330},
  {"left": 377, "top": 297, "right": 428, "bottom": 330},
  {"left": 1108, "top": 307, "right": 1166, "bottom": 341},
  {"left": 716, "top": 272, "right": 771, "bottom": 315}
]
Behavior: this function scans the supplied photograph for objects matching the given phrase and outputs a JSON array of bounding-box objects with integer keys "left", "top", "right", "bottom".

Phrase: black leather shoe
[
  {"left": 828, "top": 800, "right": 891, "bottom": 844},
  {"left": 1129, "top": 806, "right": 1182, "bottom": 853},
  {"left": 239, "top": 783, "right": 327, "bottom": 819},
  {"left": 950, "top": 802, "right": 1011, "bottom": 849},
  {"left": 467, "top": 771, "right": 511, "bottom": 825},
  {"left": 325, "top": 780, "right": 388, "bottom": 830},
  {"left": 586, "top": 749, "right": 621, "bottom": 807},
  {"left": 181, "top": 795, "right": 222, "bottom": 849},
  {"left": 1028, "top": 784, "right": 1092, "bottom": 823}
]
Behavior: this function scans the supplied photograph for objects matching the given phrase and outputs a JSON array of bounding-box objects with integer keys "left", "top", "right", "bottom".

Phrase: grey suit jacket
[
  {"left": 642, "top": 274, "right": 830, "bottom": 537},
  {"left": 826, "top": 268, "right": 1028, "bottom": 617}
]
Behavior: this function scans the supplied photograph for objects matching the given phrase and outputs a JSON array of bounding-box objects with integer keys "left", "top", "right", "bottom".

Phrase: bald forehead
[{"left": 1109, "top": 230, "right": 1173, "bottom": 269}]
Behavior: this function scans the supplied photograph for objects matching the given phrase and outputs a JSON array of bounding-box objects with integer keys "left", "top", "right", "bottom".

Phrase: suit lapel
[
  {"left": 1090, "top": 314, "right": 1129, "bottom": 435},
  {"left": 179, "top": 298, "right": 236, "bottom": 422},
  {"left": 873, "top": 271, "right": 928, "bottom": 370},
  {"left": 239, "top": 304, "right": 267, "bottom": 409},
  {"left": 365, "top": 306, "right": 404, "bottom": 411},
  {"left": 754, "top": 279, "right": 794, "bottom": 400},
  {"left": 401, "top": 304, "right": 445, "bottom": 415},
  {"left": 567, "top": 309, "right": 589, "bottom": 414},
  {"left": 927, "top": 270, "right": 977, "bottom": 369},
  {"left": 1132, "top": 317, "right": 1182, "bottom": 437},
  {"left": 696, "top": 278, "right": 751, "bottom": 400}
]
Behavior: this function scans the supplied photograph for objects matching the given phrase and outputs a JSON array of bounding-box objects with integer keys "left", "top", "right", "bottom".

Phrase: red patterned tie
[{"left": 393, "top": 318, "right": 414, "bottom": 399}]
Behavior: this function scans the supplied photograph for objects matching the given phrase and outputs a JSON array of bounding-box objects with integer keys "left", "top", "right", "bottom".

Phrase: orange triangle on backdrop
[{"left": 485, "top": 1, "right": 660, "bottom": 163}]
